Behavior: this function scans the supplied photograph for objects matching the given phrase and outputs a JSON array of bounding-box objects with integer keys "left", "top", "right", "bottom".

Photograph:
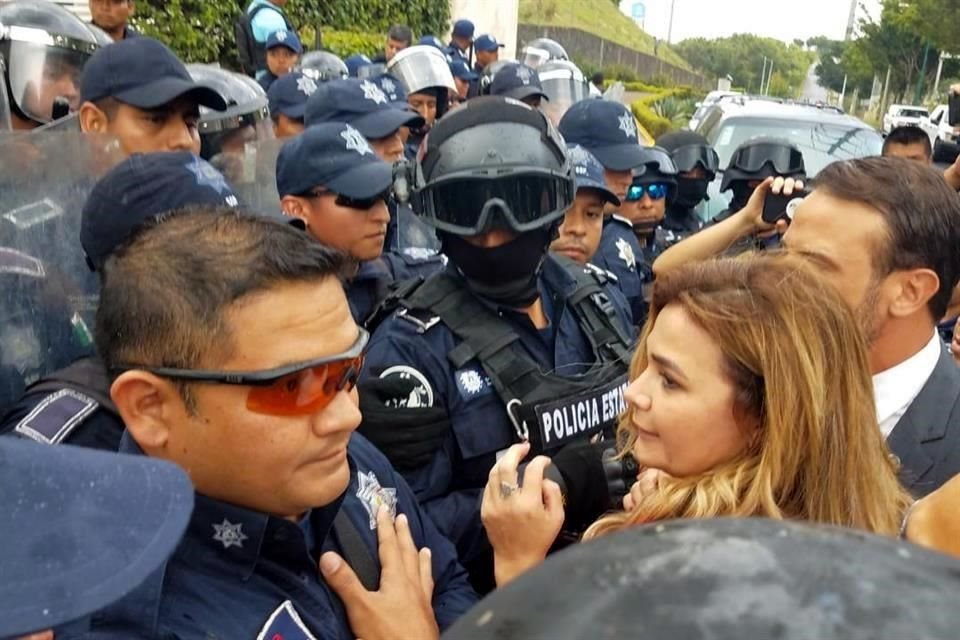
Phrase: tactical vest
[{"left": 397, "top": 260, "right": 633, "bottom": 455}]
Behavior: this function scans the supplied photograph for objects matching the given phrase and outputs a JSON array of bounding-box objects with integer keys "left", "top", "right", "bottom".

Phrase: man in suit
[{"left": 653, "top": 157, "right": 960, "bottom": 497}]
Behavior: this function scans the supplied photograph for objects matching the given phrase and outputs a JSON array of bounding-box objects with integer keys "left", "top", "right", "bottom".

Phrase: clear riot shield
[
  {"left": 210, "top": 137, "right": 285, "bottom": 220},
  {"left": 0, "top": 131, "right": 123, "bottom": 410}
]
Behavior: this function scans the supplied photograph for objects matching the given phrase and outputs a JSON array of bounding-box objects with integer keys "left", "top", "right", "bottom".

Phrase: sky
[{"left": 618, "top": 0, "right": 882, "bottom": 44}]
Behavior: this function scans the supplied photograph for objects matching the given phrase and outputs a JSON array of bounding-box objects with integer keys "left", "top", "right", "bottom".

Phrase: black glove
[{"left": 357, "top": 376, "right": 451, "bottom": 470}]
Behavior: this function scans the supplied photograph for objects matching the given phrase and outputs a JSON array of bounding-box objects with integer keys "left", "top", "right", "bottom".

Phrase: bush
[
  {"left": 309, "top": 29, "right": 383, "bottom": 58},
  {"left": 632, "top": 100, "right": 671, "bottom": 138}
]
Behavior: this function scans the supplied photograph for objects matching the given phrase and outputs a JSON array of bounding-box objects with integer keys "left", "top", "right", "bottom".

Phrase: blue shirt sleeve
[{"left": 250, "top": 6, "right": 289, "bottom": 43}]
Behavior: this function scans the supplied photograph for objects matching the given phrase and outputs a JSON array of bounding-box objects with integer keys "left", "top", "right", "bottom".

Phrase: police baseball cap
[
  {"left": 452, "top": 19, "right": 475, "bottom": 39},
  {"left": 568, "top": 144, "right": 620, "bottom": 206},
  {"left": 475, "top": 34, "right": 505, "bottom": 52},
  {"left": 370, "top": 72, "right": 408, "bottom": 107},
  {"left": 268, "top": 71, "right": 317, "bottom": 121},
  {"left": 444, "top": 518, "right": 960, "bottom": 640},
  {"left": 449, "top": 57, "right": 478, "bottom": 81},
  {"left": 276, "top": 122, "right": 393, "bottom": 199},
  {"left": 266, "top": 28, "right": 303, "bottom": 54},
  {"left": 345, "top": 53, "right": 372, "bottom": 77},
  {"left": 81, "top": 152, "right": 240, "bottom": 271},
  {"left": 0, "top": 437, "right": 193, "bottom": 638},
  {"left": 558, "top": 99, "right": 646, "bottom": 171},
  {"left": 305, "top": 78, "right": 424, "bottom": 138},
  {"left": 490, "top": 63, "right": 549, "bottom": 103},
  {"left": 419, "top": 35, "right": 446, "bottom": 50},
  {"left": 80, "top": 36, "right": 227, "bottom": 111}
]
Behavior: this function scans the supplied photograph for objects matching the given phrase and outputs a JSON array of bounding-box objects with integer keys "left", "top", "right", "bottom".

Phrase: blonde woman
[{"left": 482, "top": 254, "right": 913, "bottom": 586}]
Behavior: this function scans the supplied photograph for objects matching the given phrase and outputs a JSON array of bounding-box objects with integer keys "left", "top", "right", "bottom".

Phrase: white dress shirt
[{"left": 873, "top": 332, "right": 943, "bottom": 438}]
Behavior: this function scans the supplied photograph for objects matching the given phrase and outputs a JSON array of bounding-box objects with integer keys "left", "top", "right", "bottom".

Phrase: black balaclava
[
  {"left": 441, "top": 227, "right": 555, "bottom": 308},
  {"left": 674, "top": 177, "right": 710, "bottom": 209}
]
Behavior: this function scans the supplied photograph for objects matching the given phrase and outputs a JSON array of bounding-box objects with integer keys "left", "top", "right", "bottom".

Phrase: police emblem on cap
[
  {"left": 575, "top": 165, "right": 588, "bottom": 176},
  {"left": 360, "top": 80, "right": 388, "bottom": 105},
  {"left": 356, "top": 471, "right": 398, "bottom": 530},
  {"left": 380, "top": 77, "right": 397, "bottom": 94},
  {"left": 341, "top": 125, "right": 373, "bottom": 156},
  {"left": 274, "top": 29, "right": 289, "bottom": 41},
  {"left": 185, "top": 156, "right": 231, "bottom": 195},
  {"left": 297, "top": 75, "right": 318, "bottom": 96},
  {"left": 516, "top": 65, "right": 533, "bottom": 85},
  {"left": 378, "top": 365, "right": 434, "bottom": 408},
  {"left": 618, "top": 113, "right": 637, "bottom": 140},
  {"left": 615, "top": 237, "right": 636, "bottom": 269},
  {"left": 212, "top": 518, "right": 248, "bottom": 549}
]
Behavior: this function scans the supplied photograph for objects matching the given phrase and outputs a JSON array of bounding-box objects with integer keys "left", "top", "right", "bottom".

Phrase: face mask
[
  {"left": 674, "top": 177, "right": 710, "bottom": 209},
  {"left": 441, "top": 228, "right": 553, "bottom": 308}
]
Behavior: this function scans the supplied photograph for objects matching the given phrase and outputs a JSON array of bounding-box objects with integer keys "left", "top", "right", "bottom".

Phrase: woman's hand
[{"left": 481, "top": 442, "right": 565, "bottom": 586}]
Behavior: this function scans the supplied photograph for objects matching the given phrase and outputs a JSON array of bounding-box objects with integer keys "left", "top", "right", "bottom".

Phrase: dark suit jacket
[{"left": 888, "top": 347, "right": 960, "bottom": 497}]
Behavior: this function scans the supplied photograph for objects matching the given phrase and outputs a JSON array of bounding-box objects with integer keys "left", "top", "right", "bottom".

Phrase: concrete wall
[
  {"left": 517, "top": 24, "right": 709, "bottom": 89},
  {"left": 448, "top": 0, "right": 520, "bottom": 61}
]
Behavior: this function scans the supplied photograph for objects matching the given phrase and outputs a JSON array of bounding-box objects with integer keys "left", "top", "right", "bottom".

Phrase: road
[{"left": 800, "top": 62, "right": 830, "bottom": 103}]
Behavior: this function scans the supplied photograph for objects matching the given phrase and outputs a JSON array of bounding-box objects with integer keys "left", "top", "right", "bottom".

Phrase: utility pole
[
  {"left": 880, "top": 64, "right": 892, "bottom": 115},
  {"left": 839, "top": 74, "right": 847, "bottom": 109},
  {"left": 667, "top": 0, "right": 677, "bottom": 45},
  {"left": 915, "top": 43, "right": 931, "bottom": 104},
  {"left": 760, "top": 57, "right": 768, "bottom": 95},
  {"left": 844, "top": 0, "right": 858, "bottom": 40},
  {"left": 766, "top": 60, "right": 774, "bottom": 95}
]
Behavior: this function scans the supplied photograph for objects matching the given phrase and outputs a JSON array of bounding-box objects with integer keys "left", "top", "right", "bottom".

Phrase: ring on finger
[{"left": 499, "top": 481, "right": 519, "bottom": 499}]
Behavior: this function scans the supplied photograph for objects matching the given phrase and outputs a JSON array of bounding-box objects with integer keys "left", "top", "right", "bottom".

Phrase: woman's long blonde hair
[{"left": 585, "top": 254, "right": 912, "bottom": 539}]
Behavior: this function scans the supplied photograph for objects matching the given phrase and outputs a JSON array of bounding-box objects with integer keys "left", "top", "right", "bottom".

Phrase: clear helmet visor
[
  {"left": 539, "top": 73, "right": 588, "bottom": 126},
  {"left": 6, "top": 35, "right": 92, "bottom": 124}
]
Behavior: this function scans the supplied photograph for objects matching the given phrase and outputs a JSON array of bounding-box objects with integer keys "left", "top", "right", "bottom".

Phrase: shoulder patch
[
  {"left": 356, "top": 470, "right": 398, "bottom": 529},
  {"left": 14, "top": 389, "right": 98, "bottom": 445},
  {"left": 614, "top": 237, "right": 637, "bottom": 269},
  {"left": 454, "top": 366, "right": 494, "bottom": 403},
  {"left": 396, "top": 307, "right": 441, "bottom": 334},
  {"left": 257, "top": 600, "right": 319, "bottom": 640},
  {"left": 378, "top": 365, "right": 435, "bottom": 408}
]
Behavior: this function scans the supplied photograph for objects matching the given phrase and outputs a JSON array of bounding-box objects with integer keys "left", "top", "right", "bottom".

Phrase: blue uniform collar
[
  {"left": 118, "top": 431, "right": 349, "bottom": 580},
  {"left": 354, "top": 258, "right": 391, "bottom": 282}
]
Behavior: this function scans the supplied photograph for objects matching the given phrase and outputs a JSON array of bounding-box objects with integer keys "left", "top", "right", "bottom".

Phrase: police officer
[
  {"left": 78, "top": 37, "right": 227, "bottom": 157},
  {"left": 712, "top": 137, "right": 806, "bottom": 251},
  {"left": 657, "top": 130, "right": 719, "bottom": 241},
  {"left": 304, "top": 77, "right": 441, "bottom": 258},
  {"left": 0, "top": 153, "right": 241, "bottom": 450},
  {"left": 267, "top": 70, "right": 315, "bottom": 138},
  {"left": 559, "top": 99, "right": 648, "bottom": 325},
  {"left": 186, "top": 64, "right": 272, "bottom": 164},
  {"left": 449, "top": 57, "right": 478, "bottom": 105},
  {"left": 448, "top": 19, "right": 475, "bottom": 62},
  {"left": 489, "top": 63, "right": 549, "bottom": 109},
  {"left": 239, "top": 0, "right": 295, "bottom": 80},
  {"left": 356, "top": 97, "right": 634, "bottom": 591},
  {"left": 519, "top": 37, "right": 569, "bottom": 70},
  {"left": 624, "top": 145, "right": 679, "bottom": 289},
  {"left": 473, "top": 34, "right": 503, "bottom": 74},
  {"left": 0, "top": 0, "right": 100, "bottom": 130},
  {"left": 477, "top": 59, "right": 512, "bottom": 97},
  {"left": 1, "top": 437, "right": 192, "bottom": 639},
  {"left": 83, "top": 207, "right": 476, "bottom": 637},
  {"left": 276, "top": 122, "right": 440, "bottom": 326},
  {"left": 258, "top": 28, "right": 302, "bottom": 92},
  {"left": 387, "top": 44, "right": 458, "bottom": 158},
  {"left": 88, "top": 0, "right": 138, "bottom": 42}
]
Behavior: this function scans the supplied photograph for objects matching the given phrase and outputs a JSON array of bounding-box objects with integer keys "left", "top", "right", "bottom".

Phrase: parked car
[
  {"left": 882, "top": 104, "right": 930, "bottom": 134},
  {"left": 688, "top": 90, "right": 742, "bottom": 131},
  {"left": 920, "top": 104, "right": 960, "bottom": 163},
  {"left": 694, "top": 100, "right": 883, "bottom": 219}
]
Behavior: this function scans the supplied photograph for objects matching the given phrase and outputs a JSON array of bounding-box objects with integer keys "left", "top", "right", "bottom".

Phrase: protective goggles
[
  {"left": 728, "top": 143, "right": 804, "bottom": 175},
  {"left": 117, "top": 330, "right": 368, "bottom": 417},
  {"left": 415, "top": 170, "right": 575, "bottom": 235},
  {"left": 630, "top": 147, "right": 679, "bottom": 180},
  {"left": 669, "top": 144, "right": 720, "bottom": 176},
  {"left": 625, "top": 183, "right": 670, "bottom": 201}
]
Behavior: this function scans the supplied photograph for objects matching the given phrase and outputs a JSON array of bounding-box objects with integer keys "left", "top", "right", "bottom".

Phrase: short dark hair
[
  {"left": 95, "top": 207, "right": 352, "bottom": 378},
  {"left": 591, "top": 72, "right": 604, "bottom": 86},
  {"left": 388, "top": 24, "right": 413, "bottom": 46},
  {"left": 814, "top": 156, "right": 960, "bottom": 319},
  {"left": 92, "top": 96, "right": 120, "bottom": 119},
  {"left": 882, "top": 126, "right": 932, "bottom": 158}
]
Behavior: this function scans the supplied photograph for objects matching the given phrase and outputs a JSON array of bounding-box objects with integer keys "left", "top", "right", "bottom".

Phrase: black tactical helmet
[
  {"left": 658, "top": 130, "right": 720, "bottom": 180},
  {"left": 298, "top": 50, "right": 348, "bottom": 83},
  {"left": 520, "top": 38, "right": 569, "bottom": 69},
  {"left": 0, "top": 0, "right": 99, "bottom": 126},
  {"left": 412, "top": 96, "right": 574, "bottom": 237},
  {"left": 186, "top": 65, "right": 271, "bottom": 161},
  {"left": 628, "top": 146, "right": 679, "bottom": 205},
  {"left": 720, "top": 136, "right": 806, "bottom": 192}
]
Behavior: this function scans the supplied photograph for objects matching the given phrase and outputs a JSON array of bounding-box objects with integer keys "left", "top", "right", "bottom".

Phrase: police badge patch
[
  {"left": 356, "top": 471, "right": 398, "bottom": 529},
  {"left": 256, "top": 600, "right": 319, "bottom": 640},
  {"left": 454, "top": 366, "right": 494, "bottom": 402},
  {"left": 378, "top": 365, "right": 434, "bottom": 408},
  {"left": 615, "top": 237, "right": 636, "bottom": 269}
]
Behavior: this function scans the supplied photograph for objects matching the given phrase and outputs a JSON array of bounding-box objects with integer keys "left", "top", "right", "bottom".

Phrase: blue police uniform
[
  {"left": 76, "top": 433, "right": 477, "bottom": 638},
  {"left": 348, "top": 251, "right": 444, "bottom": 326},
  {"left": 359, "top": 254, "right": 635, "bottom": 565},
  {"left": 594, "top": 215, "right": 646, "bottom": 325}
]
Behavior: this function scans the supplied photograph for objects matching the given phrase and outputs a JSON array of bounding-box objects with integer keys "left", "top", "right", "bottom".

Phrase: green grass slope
[{"left": 519, "top": 0, "right": 691, "bottom": 70}]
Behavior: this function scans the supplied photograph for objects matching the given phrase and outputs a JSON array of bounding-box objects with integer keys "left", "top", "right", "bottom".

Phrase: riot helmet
[
  {"left": 658, "top": 130, "right": 719, "bottom": 210},
  {"left": 0, "top": 0, "right": 99, "bottom": 129},
  {"left": 520, "top": 38, "right": 569, "bottom": 70},
  {"left": 720, "top": 137, "right": 805, "bottom": 193},
  {"left": 357, "top": 62, "right": 387, "bottom": 80},
  {"left": 298, "top": 50, "right": 348, "bottom": 82},
  {"left": 387, "top": 45, "right": 457, "bottom": 125},
  {"left": 186, "top": 65, "right": 273, "bottom": 163},
  {"left": 538, "top": 59, "right": 589, "bottom": 125},
  {"left": 411, "top": 96, "right": 574, "bottom": 307}
]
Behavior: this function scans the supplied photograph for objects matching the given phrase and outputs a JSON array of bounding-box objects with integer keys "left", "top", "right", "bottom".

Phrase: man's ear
[
  {"left": 78, "top": 102, "right": 108, "bottom": 134},
  {"left": 887, "top": 268, "right": 941, "bottom": 320},
  {"left": 280, "top": 195, "right": 310, "bottom": 230},
  {"left": 110, "top": 371, "right": 182, "bottom": 455}
]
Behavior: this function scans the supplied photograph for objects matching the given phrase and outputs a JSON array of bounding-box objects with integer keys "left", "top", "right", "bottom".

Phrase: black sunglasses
[{"left": 303, "top": 189, "right": 391, "bottom": 210}]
